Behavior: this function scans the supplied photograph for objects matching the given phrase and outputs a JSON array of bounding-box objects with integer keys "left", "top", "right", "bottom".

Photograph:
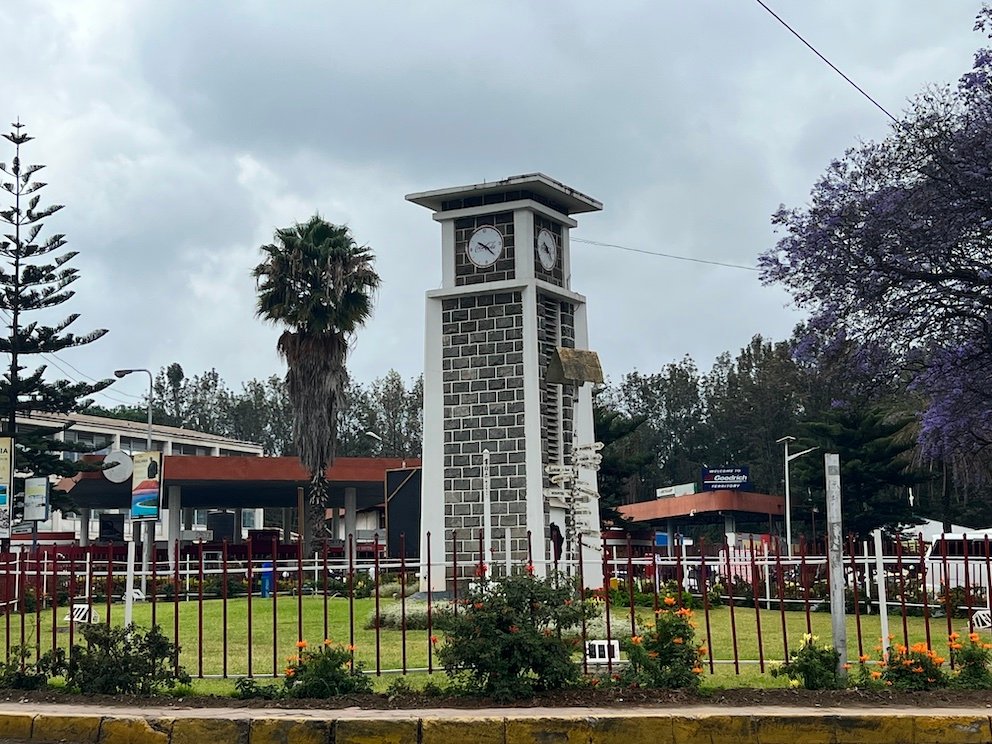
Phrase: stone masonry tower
[{"left": 407, "top": 174, "right": 603, "bottom": 592}]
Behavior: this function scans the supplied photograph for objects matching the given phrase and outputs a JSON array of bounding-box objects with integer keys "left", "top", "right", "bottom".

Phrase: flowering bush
[
  {"left": 883, "top": 641, "right": 947, "bottom": 691},
  {"left": 283, "top": 639, "right": 372, "bottom": 698},
  {"left": 619, "top": 597, "right": 705, "bottom": 689},
  {"left": 770, "top": 633, "right": 842, "bottom": 689},
  {"left": 434, "top": 572, "right": 590, "bottom": 700},
  {"left": 951, "top": 632, "right": 992, "bottom": 689}
]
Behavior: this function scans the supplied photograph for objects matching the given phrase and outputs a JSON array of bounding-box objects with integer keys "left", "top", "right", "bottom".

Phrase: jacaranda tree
[
  {"left": 253, "top": 215, "right": 380, "bottom": 552},
  {"left": 760, "top": 7, "right": 992, "bottom": 486}
]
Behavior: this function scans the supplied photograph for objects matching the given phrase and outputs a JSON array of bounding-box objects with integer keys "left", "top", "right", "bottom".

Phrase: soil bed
[{"left": 4, "top": 687, "right": 992, "bottom": 711}]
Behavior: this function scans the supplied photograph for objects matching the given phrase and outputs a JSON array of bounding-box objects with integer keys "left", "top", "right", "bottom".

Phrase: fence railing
[{"left": 2, "top": 531, "right": 990, "bottom": 679}]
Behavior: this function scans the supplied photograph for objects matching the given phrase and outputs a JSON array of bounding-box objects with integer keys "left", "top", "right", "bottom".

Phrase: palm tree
[{"left": 253, "top": 215, "right": 380, "bottom": 553}]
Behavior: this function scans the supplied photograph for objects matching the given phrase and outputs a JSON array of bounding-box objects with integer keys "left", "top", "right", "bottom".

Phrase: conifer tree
[{"left": 0, "top": 122, "right": 111, "bottom": 493}]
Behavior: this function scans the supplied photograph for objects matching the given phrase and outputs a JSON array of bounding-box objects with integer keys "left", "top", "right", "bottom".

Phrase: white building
[{"left": 14, "top": 411, "right": 264, "bottom": 544}]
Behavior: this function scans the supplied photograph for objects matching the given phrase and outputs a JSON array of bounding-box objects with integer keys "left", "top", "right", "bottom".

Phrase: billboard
[
  {"left": 130, "top": 451, "right": 163, "bottom": 521},
  {"left": 23, "top": 477, "right": 49, "bottom": 522},
  {"left": 0, "top": 437, "right": 10, "bottom": 538},
  {"left": 701, "top": 466, "right": 751, "bottom": 491}
]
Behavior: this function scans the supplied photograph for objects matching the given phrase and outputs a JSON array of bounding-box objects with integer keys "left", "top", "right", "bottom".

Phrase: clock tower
[{"left": 407, "top": 174, "right": 603, "bottom": 592}]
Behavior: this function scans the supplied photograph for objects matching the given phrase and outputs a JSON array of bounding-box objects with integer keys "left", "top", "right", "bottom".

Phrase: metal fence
[{"left": 1, "top": 531, "right": 990, "bottom": 679}]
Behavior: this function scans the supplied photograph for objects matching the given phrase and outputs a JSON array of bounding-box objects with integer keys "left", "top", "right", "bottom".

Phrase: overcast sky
[{"left": 0, "top": 1, "right": 983, "bottom": 406}]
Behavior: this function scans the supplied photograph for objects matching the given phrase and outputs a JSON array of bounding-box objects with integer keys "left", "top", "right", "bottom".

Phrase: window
[{"left": 242, "top": 510, "right": 257, "bottom": 529}]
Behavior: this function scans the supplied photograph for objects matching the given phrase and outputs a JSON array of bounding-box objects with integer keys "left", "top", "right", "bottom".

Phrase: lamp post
[
  {"left": 114, "top": 368, "right": 154, "bottom": 592},
  {"left": 777, "top": 435, "right": 818, "bottom": 558}
]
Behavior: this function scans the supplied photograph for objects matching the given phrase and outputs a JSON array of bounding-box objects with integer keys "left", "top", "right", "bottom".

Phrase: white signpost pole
[
  {"left": 825, "top": 453, "right": 847, "bottom": 680},
  {"left": 124, "top": 540, "right": 136, "bottom": 626}
]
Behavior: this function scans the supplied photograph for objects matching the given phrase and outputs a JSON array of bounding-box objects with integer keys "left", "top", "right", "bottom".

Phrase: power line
[
  {"left": 0, "top": 307, "right": 141, "bottom": 405},
  {"left": 753, "top": 0, "right": 900, "bottom": 125},
  {"left": 571, "top": 237, "right": 759, "bottom": 272}
]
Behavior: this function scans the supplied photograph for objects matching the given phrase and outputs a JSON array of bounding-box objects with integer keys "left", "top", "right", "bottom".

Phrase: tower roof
[{"left": 406, "top": 173, "right": 602, "bottom": 215}]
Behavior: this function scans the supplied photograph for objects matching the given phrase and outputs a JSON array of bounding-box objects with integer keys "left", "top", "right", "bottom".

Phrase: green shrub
[
  {"left": 366, "top": 600, "right": 452, "bottom": 631},
  {"left": 58, "top": 623, "right": 190, "bottom": 695},
  {"left": 619, "top": 596, "right": 705, "bottom": 689},
  {"left": 770, "top": 633, "right": 842, "bottom": 689},
  {"left": 233, "top": 677, "right": 283, "bottom": 700},
  {"left": 435, "top": 573, "right": 590, "bottom": 700},
  {"left": 950, "top": 632, "right": 991, "bottom": 689},
  {"left": 883, "top": 640, "right": 947, "bottom": 691},
  {"left": 0, "top": 646, "right": 52, "bottom": 690},
  {"left": 283, "top": 640, "right": 373, "bottom": 698}
]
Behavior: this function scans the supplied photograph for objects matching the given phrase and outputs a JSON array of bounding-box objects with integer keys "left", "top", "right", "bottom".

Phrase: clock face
[
  {"left": 536, "top": 229, "right": 557, "bottom": 270},
  {"left": 466, "top": 225, "right": 504, "bottom": 268}
]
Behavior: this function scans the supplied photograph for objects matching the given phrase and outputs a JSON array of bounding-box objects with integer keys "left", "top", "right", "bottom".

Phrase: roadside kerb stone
[{"left": 98, "top": 716, "right": 172, "bottom": 744}]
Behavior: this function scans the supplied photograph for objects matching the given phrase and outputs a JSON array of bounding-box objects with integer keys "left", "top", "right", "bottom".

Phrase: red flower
[{"left": 509, "top": 625, "right": 519, "bottom": 634}]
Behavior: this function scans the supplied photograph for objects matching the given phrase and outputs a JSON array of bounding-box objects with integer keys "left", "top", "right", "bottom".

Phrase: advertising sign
[
  {"left": 23, "top": 477, "right": 50, "bottom": 522},
  {"left": 130, "top": 451, "right": 162, "bottom": 521},
  {"left": 701, "top": 466, "right": 751, "bottom": 491},
  {"left": 0, "top": 437, "right": 10, "bottom": 539}
]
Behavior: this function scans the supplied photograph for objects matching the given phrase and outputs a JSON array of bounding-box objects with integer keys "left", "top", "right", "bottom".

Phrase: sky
[{"left": 0, "top": 1, "right": 984, "bottom": 407}]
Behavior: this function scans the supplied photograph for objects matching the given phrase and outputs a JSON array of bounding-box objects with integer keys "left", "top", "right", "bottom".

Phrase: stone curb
[{"left": 17, "top": 709, "right": 992, "bottom": 744}]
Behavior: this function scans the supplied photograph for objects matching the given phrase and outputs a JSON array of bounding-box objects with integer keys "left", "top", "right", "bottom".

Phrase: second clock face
[
  {"left": 466, "top": 225, "right": 504, "bottom": 268},
  {"left": 536, "top": 228, "right": 557, "bottom": 270}
]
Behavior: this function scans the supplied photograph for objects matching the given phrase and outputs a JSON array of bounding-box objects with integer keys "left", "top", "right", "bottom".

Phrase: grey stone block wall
[
  {"left": 454, "top": 212, "right": 515, "bottom": 285},
  {"left": 441, "top": 291, "right": 526, "bottom": 579}
]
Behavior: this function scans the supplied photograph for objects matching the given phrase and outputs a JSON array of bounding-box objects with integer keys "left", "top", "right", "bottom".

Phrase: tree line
[{"left": 89, "top": 365, "right": 423, "bottom": 460}]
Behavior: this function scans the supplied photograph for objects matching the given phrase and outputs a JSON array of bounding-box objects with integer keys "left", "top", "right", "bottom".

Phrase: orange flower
[
  {"left": 842, "top": 663, "right": 852, "bottom": 670},
  {"left": 346, "top": 644, "right": 356, "bottom": 652},
  {"left": 673, "top": 637, "right": 684, "bottom": 645},
  {"left": 430, "top": 635, "right": 439, "bottom": 645},
  {"left": 284, "top": 668, "right": 295, "bottom": 677},
  {"left": 589, "top": 678, "right": 600, "bottom": 686},
  {"left": 648, "top": 651, "right": 659, "bottom": 659},
  {"left": 870, "top": 671, "right": 882, "bottom": 680},
  {"left": 509, "top": 625, "right": 519, "bottom": 634},
  {"left": 474, "top": 602, "right": 484, "bottom": 610},
  {"left": 949, "top": 632, "right": 960, "bottom": 641},
  {"left": 911, "top": 666, "right": 924, "bottom": 674},
  {"left": 631, "top": 635, "right": 643, "bottom": 645},
  {"left": 858, "top": 654, "right": 870, "bottom": 663},
  {"left": 699, "top": 647, "right": 709, "bottom": 657},
  {"left": 950, "top": 642, "right": 963, "bottom": 650},
  {"left": 691, "top": 666, "right": 703, "bottom": 674},
  {"left": 932, "top": 656, "right": 945, "bottom": 666},
  {"left": 969, "top": 632, "right": 981, "bottom": 643},
  {"left": 323, "top": 639, "right": 333, "bottom": 646},
  {"left": 663, "top": 596, "right": 676, "bottom": 606},
  {"left": 296, "top": 640, "right": 308, "bottom": 649}
]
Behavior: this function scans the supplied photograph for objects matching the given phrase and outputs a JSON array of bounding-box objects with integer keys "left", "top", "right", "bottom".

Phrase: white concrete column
[
  {"left": 167, "top": 485, "right": 182, "bottom": 571},
  {"left": 113, "top": 433, "right": 121, "bottom": 450},
  {"left": 420, "top": 296, "right": 445, "bottom": 592},
  {"left": 79, "top": 508, "right": 91, "bottom": 546},
  {"left": 344, "top": 487, "right": 357, "bottom": 564},
  {"left": 233, "top": 508, "right": 243, "bottom": 544},
  {"left": 521, "top": 283, "right": 546, "bottom": 576},
  {"left": 210, "top": 446, "right": 220, "bottom": 456}
]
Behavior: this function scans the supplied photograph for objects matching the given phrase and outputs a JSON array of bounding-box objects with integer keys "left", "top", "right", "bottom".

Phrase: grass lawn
[{"left": 5, "top": 595, "right": 982, "bottom": 687}]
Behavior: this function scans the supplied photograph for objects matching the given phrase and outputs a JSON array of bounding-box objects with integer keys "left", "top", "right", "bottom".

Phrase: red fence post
[
  {"left": 197, "top": 540, "right": 204, "bottom": 679},
  {"left": 246, "top": 536, "right": 253, "bottom": 678},
  {"left": 399, "top": 533, "right": 407, "bottom": 675},
  {"left": 425, "top": 531, "right": 433, "bottom": 675},
  {"left": 722, "top": 541, "right": 740, "bottom": 675},
  {"left": 271, "top": 536, "right": 278, "bottom": 679},
  {"left": 173, "top": 541, "right": 180, "bottom": 675},
  {"left": 223, "top": 539, "right": 230, "bottom": 678}
]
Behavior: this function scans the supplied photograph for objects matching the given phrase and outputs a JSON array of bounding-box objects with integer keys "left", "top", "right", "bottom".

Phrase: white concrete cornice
[
  {"left": 426, "top": 200, "right": 578, "bottom": 229},
  {"left": 426, "top": 279, "right": 586, "bottom": 306}
]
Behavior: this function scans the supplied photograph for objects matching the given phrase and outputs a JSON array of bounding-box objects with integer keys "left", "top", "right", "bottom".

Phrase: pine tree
[{"left": 0, "top": 121, "right": 111, "bottom": 494}]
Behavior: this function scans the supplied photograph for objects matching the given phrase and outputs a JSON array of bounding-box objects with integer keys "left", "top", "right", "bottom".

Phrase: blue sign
[{"left": 701, "top": 466, "right": 751, "bottom": 491}]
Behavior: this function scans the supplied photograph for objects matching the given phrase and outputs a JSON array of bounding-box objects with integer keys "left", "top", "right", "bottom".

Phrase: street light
[
  {"left": 777, "top": 435, "right": 818, "bottom": 558},
  {"left": 114, "top": 368, "right": 154, "bottom": 593}
]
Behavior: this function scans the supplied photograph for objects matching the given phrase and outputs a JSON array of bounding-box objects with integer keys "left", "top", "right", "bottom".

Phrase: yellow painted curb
[
  {"left": 0, "top": 713, "right": 33, "bottom": 741},
  {"left": 33, "top": 713, "right": 103, "bottom": 743},
  {"left": 98, "top": 716, "right": 172, "bottom": 744},
  {"left": 505, "top": 716, "right": 594, "bottom": 744},
  {"left": 171, "top": 718, "right": 248, "bottom": 744},
  {"left": 588, "top": 716, "right": 675, "bottom": 743},
  {"left": 249, "top": 717, "right": 330, "bottom": 744},
  {"left": 672, "top": 714, "right": 755, "bottom": 743},
  {"left": 334, "top": 718, "right": 418, "bottom": 744},
  {"left": 914, "top": 715, "right": 992, "bottom": 744},
  {"left": 421, "top": 716, "right": 505, "bottom": 744}
]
